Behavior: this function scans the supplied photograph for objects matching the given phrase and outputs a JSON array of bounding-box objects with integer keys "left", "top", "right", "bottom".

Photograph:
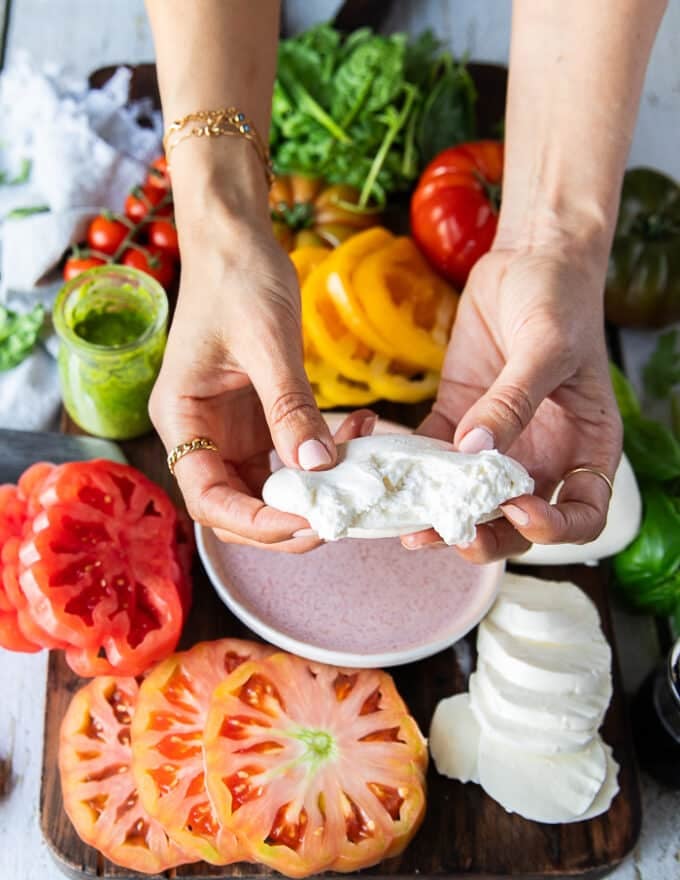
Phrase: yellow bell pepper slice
[{"left": 354, "top": 237, "right": 458, "bottom": 371}]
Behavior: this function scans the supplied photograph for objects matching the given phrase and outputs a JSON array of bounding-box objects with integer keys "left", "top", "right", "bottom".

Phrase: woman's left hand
[{"left": 403, "top": 242, "right": 623, "bottom": 562}]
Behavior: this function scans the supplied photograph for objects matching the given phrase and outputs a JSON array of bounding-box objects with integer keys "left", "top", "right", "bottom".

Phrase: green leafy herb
[
  {"left": 0, "top": 304, "right": 45, "bottom": 371},
  {"left": 270, "top": 24, "right": 476, "bottom": 207},
  {"left": 6, "top": 204, "right": 50, "bottom": 220},
  {"left": 610, "top": 363, "right": 640, "bottom": 418},
  {"left": 643, "top": 330, "right": 680, "bottom": 400},
  {"left": 0, "top": 158, "right": 32, "bottom": 186}
]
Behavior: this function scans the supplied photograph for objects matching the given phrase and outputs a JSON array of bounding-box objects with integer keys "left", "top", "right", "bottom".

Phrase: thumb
[
  {"left": 246, "top": 321, "right": 337, "bottom": 472},
  {"left": 454, "top": 354, "right": 561, "bottom": 454}
]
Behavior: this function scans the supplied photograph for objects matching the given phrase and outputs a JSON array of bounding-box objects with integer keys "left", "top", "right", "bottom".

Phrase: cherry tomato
[
  {"left": 124, "top": 185, "right": 171, "bottom": 223},
  {"left": 87, "top": 215, "right": 129, "bottom": 255},
  {"left": 204, "top": 653, "right": 428, "bottom": 876},
  {"left": 63, "top": 256, "right": 106, "bottom": 281},
  {"left": 122, "top": 246, "right": 176, "bottom": 289},
  {"left": 19, "top": 460, "right": 184, "bottom": 675},
  {"left": 131, "top": 639, "right": 274, "bottom": 864},
  {"left": 146, "top": 155, "right": 171, "bottom": 190},
  {"left": 410, "top": 140, "right": 504, "bottom": 288},
  {"left": 148, "top": 219, "right": 179, "bottom": 259},
  {"left": 59, "top": 676, "right": 189, "bottom": 873}
]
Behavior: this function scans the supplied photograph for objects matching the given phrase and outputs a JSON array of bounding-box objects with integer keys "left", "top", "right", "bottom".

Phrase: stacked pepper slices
[
  {"left": 0, "top": 459, "right": 192, "bottom": 675},
  {"left": 292, "top": 227, "right": 459, "bottom": 408},
  {"left": 59, "top": 639, "right": 428, "bottom": 877}
]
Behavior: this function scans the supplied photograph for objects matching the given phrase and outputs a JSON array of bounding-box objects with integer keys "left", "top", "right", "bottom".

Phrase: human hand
[
  {"left": 149, "top": 192, "right": 374, "bottom": 552},
  {"left": 403, "top": 245, "right": 622, "bottom": 561}
]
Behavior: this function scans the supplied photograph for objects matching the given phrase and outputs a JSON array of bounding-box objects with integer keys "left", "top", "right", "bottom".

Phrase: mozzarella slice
[
  {"left": 477, "top": 619, "right": 611, "bottom": 695},
  {"left": 262, "top": 435, "right": 534, "bottom": 544},
  {"left": 469, "top": 671, "right": 596, "bottom": 753},
  {"left": 429, "top": 693, "right": 480, "bottom": 783},
  {"left": 477, "top": 733, "right": 608, "bottom": 823},
  {"left": 574, "top": 744, "right": 620, "bottom": 821},
  {"left": 490, "top": 573, "right": 602, "bottom": 643},
  {"left": 512, "top": 454, "right": 641, "bottom": 565},
  {"left": 475, "top": 660, "right": 609, "bottom": 731}
]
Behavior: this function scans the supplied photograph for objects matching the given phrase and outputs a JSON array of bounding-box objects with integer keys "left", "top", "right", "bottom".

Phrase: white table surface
[{"left": 1, "top": 1, "right": 679, "bottom": 878}]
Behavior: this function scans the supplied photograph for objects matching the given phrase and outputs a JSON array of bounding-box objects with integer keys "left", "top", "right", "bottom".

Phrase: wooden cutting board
[{"left": 39, "top": 414, "right": 641, "bottom": 880}]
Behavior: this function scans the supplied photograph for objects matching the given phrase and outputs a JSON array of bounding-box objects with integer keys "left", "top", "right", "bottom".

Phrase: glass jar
[{"left": 53, "top": 266, "right": 168, "bottom": 440}]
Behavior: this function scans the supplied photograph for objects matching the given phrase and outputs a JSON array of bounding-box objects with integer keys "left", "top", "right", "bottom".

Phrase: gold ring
[
  {"left": 562, "top": 466, "right": 614, "bottom": 497},
  {"left": 167, "top": 437, "right": 219, "bottom": 475}
]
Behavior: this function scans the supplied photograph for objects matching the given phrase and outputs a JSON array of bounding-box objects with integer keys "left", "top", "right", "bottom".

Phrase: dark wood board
[{"left": 39, "top": 414, "right": 642, "bottom": 880}]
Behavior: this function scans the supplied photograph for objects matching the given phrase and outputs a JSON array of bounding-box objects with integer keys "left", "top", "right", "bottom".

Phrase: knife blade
[{"left": 0, "top": 429, "right": 126, "bottom": 484}]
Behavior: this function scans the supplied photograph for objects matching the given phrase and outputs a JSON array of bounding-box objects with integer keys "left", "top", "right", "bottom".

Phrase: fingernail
[
  {"left": 458, "top": 426, "right": 495, "bottom": 454},
  {"left": 360, "top": 414, "right": 378, "bottom": 437},
  {"left": 298, "top": 438, "right": 332, "bottom": 471},
  {"left": 502, "top": 503, "right": 530, "bottom": 526},
  {"left": 293, "top": 528, "right": 317, "bottom": 538}
]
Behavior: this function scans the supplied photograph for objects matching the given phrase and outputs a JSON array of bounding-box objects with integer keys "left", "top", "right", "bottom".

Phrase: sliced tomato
[
  {"left": 59, "top": 676, "right": 190, "bottom": 873},
  {"left": 2, "top": 536, "right": 64, "bottom": 650},
  {"left": 204, "top": 653, "right": 428, "bottom": 877},
  {"left": 18, "top": 461, "right": 184, "bottom": 675},
  {"left": 0, "top": 485, "right": 42, "bottom": 652},
  {"left": 17, "top": 462, "right": 56, "bottom": 515},
  {"left": 172, "top": 513, "right": 194, "bottom": 618},
  {"left": 131, "top": 639, "right": 273, "bottom": 864}
]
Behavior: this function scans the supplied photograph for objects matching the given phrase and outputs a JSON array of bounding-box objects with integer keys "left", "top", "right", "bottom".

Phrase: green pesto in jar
[{"left": 53, "top": 266, "right": 168, "bottom": 440}]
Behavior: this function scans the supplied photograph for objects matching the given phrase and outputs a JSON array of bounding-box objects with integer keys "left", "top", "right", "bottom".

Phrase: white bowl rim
[{"left": 196, "top": 523, "right": 504, "bottom": 669}]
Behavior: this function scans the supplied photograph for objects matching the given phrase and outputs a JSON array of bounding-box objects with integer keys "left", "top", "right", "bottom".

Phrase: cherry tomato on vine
[
  {"left": 124, "top": 185, "right": 171, "bottom": 223},
  {"left": 148, "top": 219, "right": 179, "bottom": 259},
  {"left": 63, "top": 256, "right": 106, "bottom": 281},
  {"left": 122, "top": 246, "right": 176, "bottom": 289},
  {"left": 146, "top": 156, "right": 171, "bottom": 191},
  {"left": 87, "top": 215, "right": 129, "bottom": 255}
]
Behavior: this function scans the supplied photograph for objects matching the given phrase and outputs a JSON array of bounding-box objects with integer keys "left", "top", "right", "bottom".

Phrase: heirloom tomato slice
[
  {"left": 59, "top": 676, "right": 190, "bottom": 874},
  {"left": 204, "top": 653, "right": 428, "bottom": 878},
  {"left": 131, "top": 638, "right": 273, "bottom": 864}
]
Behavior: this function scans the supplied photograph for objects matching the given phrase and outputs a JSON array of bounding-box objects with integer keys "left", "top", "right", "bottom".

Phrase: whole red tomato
[
  {"left": 410, "top": 140, "right": 504, "bottom": 289},
  {"left": 122, "top": 247, "right": 176, "bottom": 289},
  {"left": 63, "top": 256, "right": 106, "bottom": 281},
  {"left": 125, "top": 185, "right": 171, "bottom": 223},
  {"left": 146, "top": 155, "right": 170, "bottom": 190},
  {"left": 148, "top": 219, "right": 179, "bottom": 259},
  {"left": 87, "top": 215, "right": 129, "bottom": 255}
]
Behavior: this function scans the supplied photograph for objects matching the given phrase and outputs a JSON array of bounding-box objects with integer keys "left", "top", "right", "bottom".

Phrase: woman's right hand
[{"left": 149, "top": 146, "right": 370, "bottom": 551}]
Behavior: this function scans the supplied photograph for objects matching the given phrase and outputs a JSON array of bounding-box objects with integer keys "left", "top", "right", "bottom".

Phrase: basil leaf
[
  {"left": 610, "top": 362, "right": 640, "bottom": 417},
  {"left": 622, "top": 413, "right": 680, "bottom": 481},
  {"left": 643, "top": 329, "right": 680, "bottom": 400},
  {"left": 6, "top": 204, "right": 49, "bottom": 220},
  {"left": 0, "top": 304, "right": 45, "bottom": 371}
]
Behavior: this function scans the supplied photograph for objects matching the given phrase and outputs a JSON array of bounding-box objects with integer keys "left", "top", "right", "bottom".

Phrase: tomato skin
[
  {"left": 148, "top": 219, "right": 179, "bottom": 258},
  {"left": 124, "top": 185, "right": 170, "bottom": 223},
  {"left": 146, "top": 155, "right": 170, "bottom": 190},
  {"left": 410, "top": 140, "right": 504, "bottom": 288},
  {"left": 87, "top": 215, "right": 129, "bottom": 255},
  {"left": 63, "top": 256, "right": 106, "bottom": 281},
  {"left": 122, "top": 247, "right": 176, "bottom": 289}
]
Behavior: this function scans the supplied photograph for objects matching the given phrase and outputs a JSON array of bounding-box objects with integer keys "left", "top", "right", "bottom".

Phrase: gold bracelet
[{"left": 163, "top": 107, "right": 274, "bottom": 187}]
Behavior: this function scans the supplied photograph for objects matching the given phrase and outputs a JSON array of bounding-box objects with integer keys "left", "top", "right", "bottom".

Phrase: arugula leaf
[
  {"left": 0, "top": 304, "right": 45, "bottom": 371},
  {"left": 643, "top": 330, "right": 680, "bottom": 400}
]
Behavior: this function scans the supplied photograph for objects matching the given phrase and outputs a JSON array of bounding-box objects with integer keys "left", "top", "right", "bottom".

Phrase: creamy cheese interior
[{"left": 262, "top": 434, "right": 534, "bottom": 544}]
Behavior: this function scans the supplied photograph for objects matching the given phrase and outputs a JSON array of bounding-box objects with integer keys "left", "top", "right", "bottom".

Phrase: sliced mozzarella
[
  {"left": 429, "top": 693, "right": 480, "bottom": 783},
  {"left": 512, "top": 454, "right": 641, "bottom": 565},
  {"left": 490, "top": 573, "right": 602, "bottom": 643},
  {"left": 262, "top": 435, "right": 533, "bottom": 544},
  {"left": 475, "top": 660, "right": 609, "bottom": 732},
  {"left": 477, "top": 619, "right": 611, "bottom": 695},
  {"left": 477, "top": 733, "right": 608, "bottom": 823},
  {"left": 574, "top": 744, "right": 620, "bottom": 821},
  {"left": 469, "top": 671, "right": 596, "bottom": 753}
]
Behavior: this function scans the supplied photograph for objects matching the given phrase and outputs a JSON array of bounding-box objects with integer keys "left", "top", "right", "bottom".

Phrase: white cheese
[
  {"left": 574, "top": 744, "right": 620, "bottom": 821},
  {"left": 262, "top": 435, "right": 534, "bottom": 544},
  {"left": 477, "top": 733, "right": 608, "bottom": 823},
  {"left": 490, "top": 573, "right": 602, "bottom": 643},
  {"left": 477, "top": 619, "right": 611, "bottom": 695},
  {"left": 429, "top": 693, "right": 480, "bottom": 784},
  {"left": 512, "top": 454, "right": 641, "bottom": 566}
]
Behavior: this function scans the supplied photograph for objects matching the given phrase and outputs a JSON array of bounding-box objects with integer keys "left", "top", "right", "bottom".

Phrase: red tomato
[
  {"left": 125, "top": 185, "right": 171, "bottom": 223},
  {"left": 18, "top": 460, "right": 184, "bottom": 675},
  {"left": 122, "top": 247, "right": 176, "bottom": 289},
  {"left": 171, "top": 514, "right": 194, "bottom": 618},
  {"left": 63, "top": 256, "right": 106, "bottom": 281},
  {"left": 0, "top": 485, "right": 42, "bottom": 653},
  {"left": 410, "top": 140, "right": 504, "bottom": 288},
  {"left": 131, "top": 639, "right": 274, "bottom": 864},
  {"left": 148, "top": 219, "right": 179, "bottom": 259},
  {"left": 204, "top": 653, "right": 428, "bottom": 877},
  {"left": 87, "top": 215, "right": 129, "bottom": 255},
  {"left": 146, "top": 155, "right": 171, "bottom": 190},
  {"left": 59, "top": 676, "right": 190, "bottom": 873}
]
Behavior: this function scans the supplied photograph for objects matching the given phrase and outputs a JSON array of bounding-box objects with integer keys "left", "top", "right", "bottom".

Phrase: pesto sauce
[{"left": 73, "top": 307, "right": 150, "bottom": 347}]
